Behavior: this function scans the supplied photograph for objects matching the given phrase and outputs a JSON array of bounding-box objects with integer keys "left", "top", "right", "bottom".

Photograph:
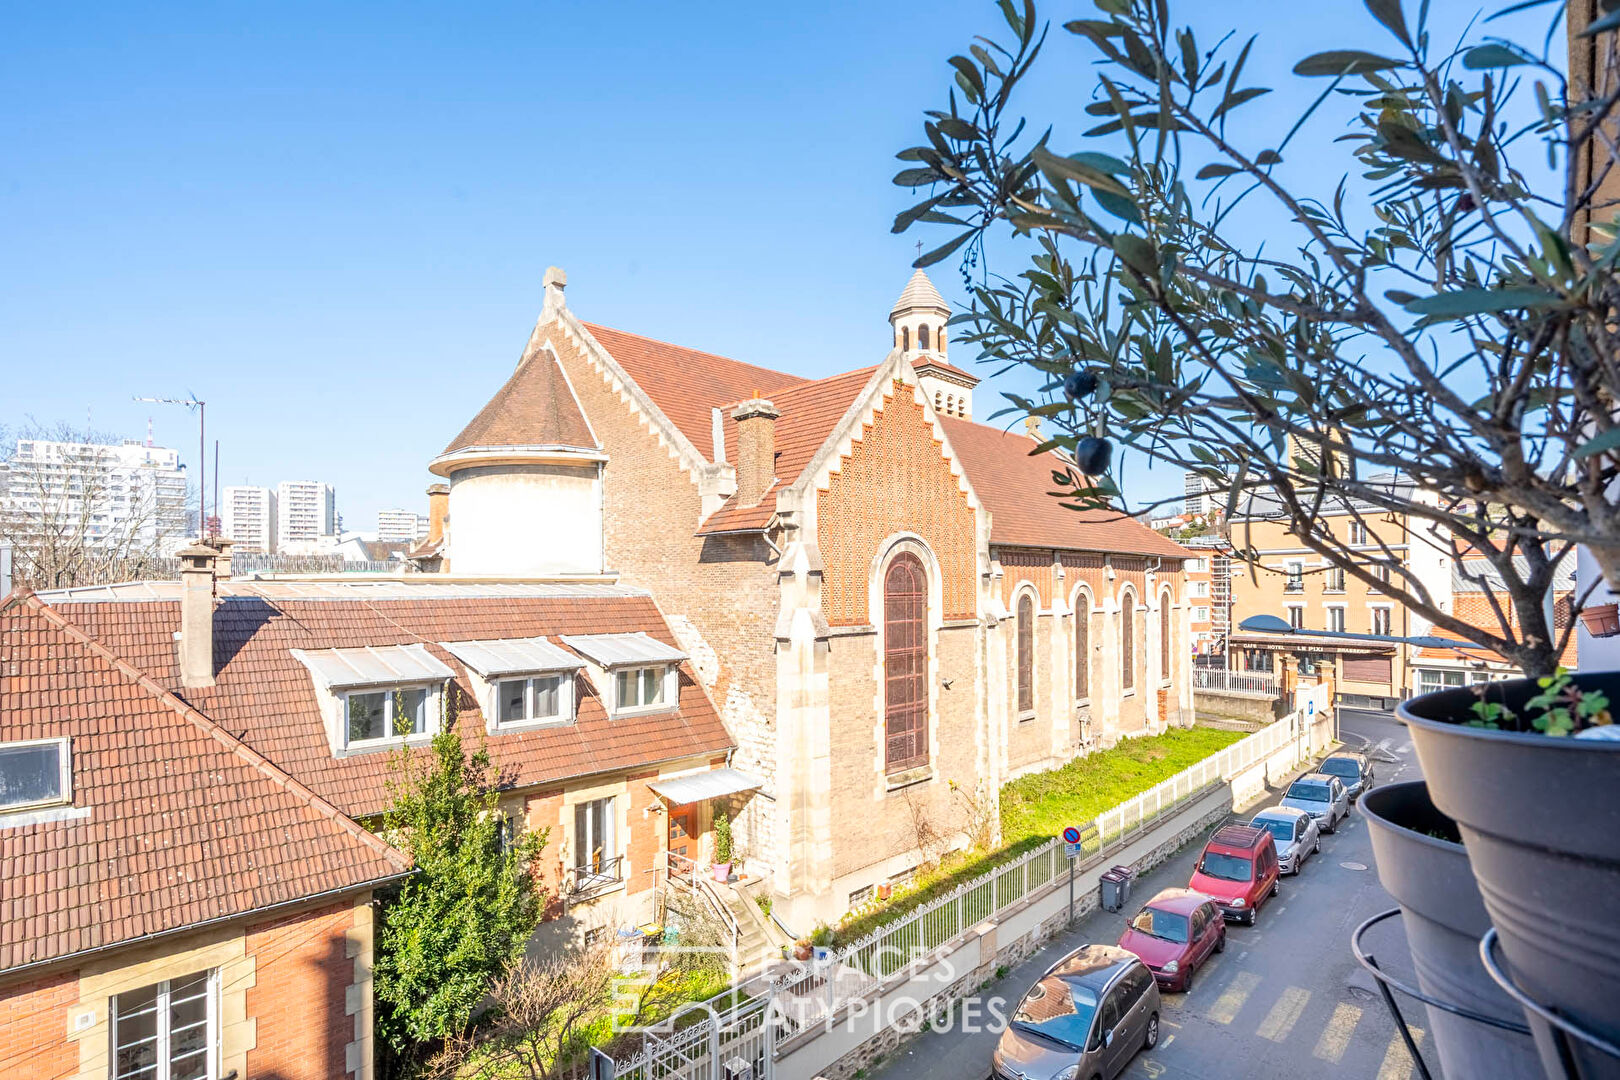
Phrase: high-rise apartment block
[
  {"left": 276, "top": 480, "right": 336, "bottom": 546},
  {"left": 376, "top": 507, "right": 427, "bottom": 543},
  {"left": 1, "top": 437, "right": 188, "bottom": 555},
  {"left": 221, "top": 485, "right": 278, "bottom": 552}
]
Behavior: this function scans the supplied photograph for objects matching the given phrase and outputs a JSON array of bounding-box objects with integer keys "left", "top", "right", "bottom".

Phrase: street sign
[
  {"left": 1062, "top": 826, "right": 1082, "bottom": 844},
  {"left": 1307, "top": 699, "right": 1316, "bottom": 716},
  {"left": 1065, "top": 842, "right": 1084, "bottom": 859}
]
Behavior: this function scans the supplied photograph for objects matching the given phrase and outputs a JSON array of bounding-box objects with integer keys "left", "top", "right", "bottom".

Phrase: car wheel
[
  {"left": 1214, "top": 930, "right": 1226, "bottom": 953},
  {"left": 1244, "top": 909, "right": 1256, "bottom": 926},
  {"left": 1325, "top": 817, "right": 1337, "bottom": 835},
  {"left": 1182, "top": 966, "right": 1194, "bottom": 993},
  {"left": 1313, "top": 837, "right": 1321, "bottom": 854},
  {"left": 1271, "top": 878, "right": 1280, "bottom": 898},
  {"left": 1144, "top": 1012, "right": 1160, "bottom": 1050}
]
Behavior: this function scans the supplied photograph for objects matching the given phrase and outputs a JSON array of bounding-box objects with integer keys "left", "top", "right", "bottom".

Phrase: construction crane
[{"left": 133, "top": 395, "right": 207, "bottom": 536}]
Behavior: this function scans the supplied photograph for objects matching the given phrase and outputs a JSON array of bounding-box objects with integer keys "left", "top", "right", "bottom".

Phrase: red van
[{"left": 1188, "top": 824, "right": 1280, "bottom": 925}]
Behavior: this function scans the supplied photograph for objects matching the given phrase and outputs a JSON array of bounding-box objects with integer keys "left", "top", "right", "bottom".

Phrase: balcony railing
[
  {"left": 565, "top": 854, "right": 623, "bottom": 900},
  {"left": 1194, "top": 667, "right": 1279, "bottom": 696},
  {"left": 1284, "top": 578, "right": 1305, "bottom": 593}
]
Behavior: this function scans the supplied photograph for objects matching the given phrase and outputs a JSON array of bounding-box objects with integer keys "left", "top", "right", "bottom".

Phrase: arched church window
[
  {"left": 1161, "top": 588, "right": 1174, "bottom": 677},
  {"left": 1075, "top": 591, "right": 1090, "bottom": 701},
  {"left": 1122, "top": 589, "right": 1136, "bottom": 692},
  {"left": 884, "top": 554, "right": 928, "bottom": 774},
  {"left": 901, "top": 327, "right": 910, "bottom": 351},
  {"left": 919, "top": 324, "right": 931, "bottom": 350},
  {"left": 1017, "top": 592, "right": 1035, "bottom": 714}
]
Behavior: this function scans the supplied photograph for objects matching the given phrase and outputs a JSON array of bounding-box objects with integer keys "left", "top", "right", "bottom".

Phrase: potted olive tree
[
  {"left": 894, "top": 0, "right": 1620, "bottom": 1073},
  {"left": 710, "top": 802, "right": 734, "bottom": 883}
]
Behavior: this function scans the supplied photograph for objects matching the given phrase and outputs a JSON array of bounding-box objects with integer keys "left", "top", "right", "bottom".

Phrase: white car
[
  {"left": 1248, "top": 806, "right": 1321, "bottom": 874},
  {"left": 1280, "top": 773, "right": 1351, "bottom": 834}
]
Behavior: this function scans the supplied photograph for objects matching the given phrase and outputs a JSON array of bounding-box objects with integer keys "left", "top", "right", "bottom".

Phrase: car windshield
[
  {"left": 1011, "top": 977, "right": 1099, "bottom": 1051},
  {"left": 1320, "top": 759, "right": 1359, "bottom": 778},
  {"left": 1287, "top": 780, "right": 1332, "bottom": 802},
  {"left": 1199, "top": 852, "right": 1254, "bottom": 882},
  {"left": 1253, "top": 818, "right": 1294, "bottom": 844},
  {"left": 1129, "top": 906, "right": 1190, "bottom": 943}
]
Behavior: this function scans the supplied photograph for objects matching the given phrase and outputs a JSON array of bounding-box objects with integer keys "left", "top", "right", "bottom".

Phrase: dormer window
[
  {"left": 616, "top": 665, "right": 667, "bottom": 710},
  {"left": 442, "top": 637, "right": 582, "bottom": 732},
  {"left": 291, "top": 644, "right": 454, "bottom": 755},
  {"left": 0, "top": 737, "right": 71, "bottom": 813},
  {"left": 560, "top": 632, "right": 687, "bottom": 718}
]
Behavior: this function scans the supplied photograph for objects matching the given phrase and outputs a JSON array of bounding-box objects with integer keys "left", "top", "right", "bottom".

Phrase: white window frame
[
  {"left": 110, "top": 969, "right": 219, "bottom": 1080},
  {"left": 1193, "top": 606, "right": 1210, "bottom": 622},
  {"left": 572, "top": 795, "right": 621, "bottom": 893},
  {"left": 491, "top": 672, "right": 574, "bottom": 731},
  {"left": 1369, "top": 604, "right": 1394, "bottom": 637},
  {"left": 1418, "top": 668, "right": 1466, "bottom": 695},
  {"left": 340, "top": 684, "right": 439, "bottom": 750},
  {"left": 0, "top": 736, "right": 72, "bottom": 814},
  {"left": 1190, "top": 581, "right": 1208, "bottom": 598},
  {"left": 1286, "top": 603, "right": 1306, "bottom": 630},
  {"left": 611, "top": 664, "right": 675, "bottom": 716},
  {"left": 1350, "top": 520, "right": 1368, "bottom": 546},
  {"left": 1325, "top": 604, "right": 1347, "bottom": 634}
]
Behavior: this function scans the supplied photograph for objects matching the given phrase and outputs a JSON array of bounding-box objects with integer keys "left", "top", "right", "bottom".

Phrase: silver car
[
  {"left": 1249, "top": 806, "right": 1321, "bottom": 874},
  {"left": 992, "top": 944, "right": 1161, "bottom": 1080},
  {"left": 1280, "top": 772, "right": 1350, "bottom": 834}
]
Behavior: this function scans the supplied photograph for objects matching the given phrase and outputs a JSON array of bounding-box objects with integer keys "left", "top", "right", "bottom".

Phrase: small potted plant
[
  {"left": 792, "top": 936, "right": 813, "bottom": 962},
  {"left": 710, "top": 802, "right": 734, "bottom": 883},
  {"left": 1581, "top": 603, "right": 1620, "bottom": 639},
  {"left": 1400, "top": 669, "right": 1620, "bottom": 1074}
]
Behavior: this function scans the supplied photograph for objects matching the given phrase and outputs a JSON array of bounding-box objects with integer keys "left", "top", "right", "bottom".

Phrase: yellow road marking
[
  {"left": 1206, "top": 971, "right": 1262, "bottom": 1025},
  {"left": 1256, "top": 987, "right": 1311, "bottom": 1043},
  {"left": 1313, "top": 1002, "right": 1363, "bottom": 1063},
  {"left": 1375, "top": 1026, "right": 1426, "bottom": 1080}
]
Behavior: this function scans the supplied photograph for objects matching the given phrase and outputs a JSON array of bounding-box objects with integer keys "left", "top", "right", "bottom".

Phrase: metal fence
[
  {"left": 1193, "top": 667, "right": 1279, "bottom": 696},
  {"left": 606, "top": 699, "right": 1325, "bottom": 1077}
]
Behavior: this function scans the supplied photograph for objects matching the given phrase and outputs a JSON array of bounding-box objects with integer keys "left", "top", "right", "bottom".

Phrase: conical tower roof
[
  {"left": 889, "top": 268, "right": 949, "bottom": 320},
  {"left": 439, "top": 346, "right": 599, "bottom": 458}
]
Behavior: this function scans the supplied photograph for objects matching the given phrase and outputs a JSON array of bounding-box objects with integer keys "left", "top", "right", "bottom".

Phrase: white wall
[
  {"left": 447, "top": 463, "right": 603, "bottom": 576},
  {"left": 1578, "top": 545, "right": 1620, "bottom": 670}
]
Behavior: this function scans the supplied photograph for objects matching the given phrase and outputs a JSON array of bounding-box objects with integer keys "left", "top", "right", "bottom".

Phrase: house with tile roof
[
  {"left": 425, "top": 266, "right": 1195, "bottom": 929},
  {"left": 0, "top": 535, "right": 741, "bottom": 1076}
]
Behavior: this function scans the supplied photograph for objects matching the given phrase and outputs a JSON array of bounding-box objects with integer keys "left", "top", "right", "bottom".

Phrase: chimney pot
[
  {"left": 176, "top": 537, "right": 229, "bottom": 688},
  {"left": 542, "top": 266, "right": 568, "bottom": 318},
  {"left": 732, "top": 398, "right": 780, "bottom": 508},
  {"left": 426, "top": 483, "right": 450, "bottom": 546}
]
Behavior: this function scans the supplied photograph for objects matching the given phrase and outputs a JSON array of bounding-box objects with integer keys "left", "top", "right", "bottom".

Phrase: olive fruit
[
  {"left": 1064, "top": 370, "right": 1098, "bottom": 401},
  {"left": 1074, "top": 436, "right": 1112, "bottom": 475}
]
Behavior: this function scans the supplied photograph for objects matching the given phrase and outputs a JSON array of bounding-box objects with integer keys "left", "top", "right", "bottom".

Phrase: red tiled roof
[
  {"left": 45, "top": 591, "right": 734, "bottom": 821},
  {"left": 443, "top": 346, "right": 598, "bottom": 455},
  {"left": 1421, "top": 593, "right": 1578, "bottom": 668},
  {"left": 583, "top": 323, "right": 806, "bottom": 460},
  {"left": 939, "top": 418, "right": 1192, "bottom": 559},
  {"left": 698, "top": 367, "right": 878, "bottom": 534},
  {"left": 0, "top": 594, "right": 410, "bottom": 973},
  {"left": 913, "top": 355, "right": 979, "bottom": 384}
]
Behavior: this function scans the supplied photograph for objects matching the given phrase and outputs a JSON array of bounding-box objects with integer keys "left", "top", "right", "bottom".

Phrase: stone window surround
[
  {"left": 1069, "top": 582, "right": 1095, "bottom": 709},
  {"left": 1012, "top": 582, "right": 1040, "bottom": 722}
]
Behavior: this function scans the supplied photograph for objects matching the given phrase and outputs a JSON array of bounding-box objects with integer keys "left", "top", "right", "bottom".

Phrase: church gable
[{"left": 816, "top": 380, "right": 978, "bottom": 625}]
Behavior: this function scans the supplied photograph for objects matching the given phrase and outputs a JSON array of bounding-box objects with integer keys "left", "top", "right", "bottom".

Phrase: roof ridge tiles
[{"left": 22, "top": 593, "right": 412, "bottom": 873}]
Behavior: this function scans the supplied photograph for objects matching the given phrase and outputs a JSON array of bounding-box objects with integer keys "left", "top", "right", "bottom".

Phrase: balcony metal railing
[
  {"left": 565, "top": 854, "right": 623, "bottom": 899},
  {"left": 1193, "top": 667, "right": 1279, "bottom": 695},
  {"left": 1284, "top": 578, "right": 1305, "bottom": 593}
]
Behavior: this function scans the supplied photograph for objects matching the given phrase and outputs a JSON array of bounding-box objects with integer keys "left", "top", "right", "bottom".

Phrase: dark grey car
[
  {"left": 992, "top": 944, "right": 1161, "bottom": 1080},
  {"left": 1317, "top": 752, "right": 1375, "bottom": 800}
]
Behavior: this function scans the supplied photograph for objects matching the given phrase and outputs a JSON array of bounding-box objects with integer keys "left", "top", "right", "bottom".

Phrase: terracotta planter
[
  {"left": 1400, "top": 671, "right": 1620, "bottom": 1079},
  {"left": 792, "top": 942, "right": 812, "bottom": 961},
  {"left": 1581, "top": 603, "right": 1620, "bottom": 639}
]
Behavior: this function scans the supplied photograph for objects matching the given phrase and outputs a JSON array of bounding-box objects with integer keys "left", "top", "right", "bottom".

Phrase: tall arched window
[
  {"left": 902, "top": 326, "right": 910, "bottom": 351},
  {"left": 1160, "top": 589, "right": 1173, "bottom": 679},
  {"left": 884, "top": 553, "right": 928, "bottom": 774},
  {"left": 1121, "top": 589, "right": 1136, "bottom": 692},
  {"left": 919, "top": 324, "right": 931, "bottom": 350},
  {"left": 1016, "top": 592, "right": 1035, "bottom": 714},
  {"left": 1074, "top": 591, "right": 1090, "bottom": 701}
]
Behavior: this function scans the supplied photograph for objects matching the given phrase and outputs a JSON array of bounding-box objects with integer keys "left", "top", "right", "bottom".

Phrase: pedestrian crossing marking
[
  {"left": 1375, "top": 1026, "right": 1425, "bottom": 1080},
  {"left": 1255, "top": 987, "right": 1310, "bottom": 1042},
  {"left": 1206, "top": 972, "right": 1261, "bottom": 1025},
  {"left": 1313, "top": 1002, "right": 1363, "bottom": 1063}
]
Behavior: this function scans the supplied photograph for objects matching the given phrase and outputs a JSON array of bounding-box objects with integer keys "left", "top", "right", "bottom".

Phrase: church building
[{"left": 424, "top": 266, "right": 1194, "bottom": 929}]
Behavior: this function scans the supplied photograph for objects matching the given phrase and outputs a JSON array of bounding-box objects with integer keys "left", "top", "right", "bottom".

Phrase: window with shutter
[{"left": 884, "top": 554, "right": 928, "bottom": 774}]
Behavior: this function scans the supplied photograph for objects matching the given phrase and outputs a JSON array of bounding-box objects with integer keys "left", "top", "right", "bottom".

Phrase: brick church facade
[{"left": 427, "top": 266, "right": 1193, "bottom": 928}]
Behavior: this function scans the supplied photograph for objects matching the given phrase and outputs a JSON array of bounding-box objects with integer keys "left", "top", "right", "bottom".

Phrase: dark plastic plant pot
[
  {"left": 1400, "top": 672, "right": 1620, "bottom": 1079},
  {"left": 1361, "top": 781, "right": 1540, "bottom": 1077}
]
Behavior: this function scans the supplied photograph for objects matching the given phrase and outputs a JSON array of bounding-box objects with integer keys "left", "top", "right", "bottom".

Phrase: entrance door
[{"left": 668, "top": 806, "right": 696, "bottom": 879}]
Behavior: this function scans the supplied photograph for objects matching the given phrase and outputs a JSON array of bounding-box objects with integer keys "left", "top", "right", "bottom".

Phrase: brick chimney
[
  {"left": 425, "top": 483, "right": 450, "bottom": 545},
  {"left": 732, "top": 394, "right": 780, "bottom": 508},
  {"left": 176, "top": 537, "right": 231, "bottom": 688}
]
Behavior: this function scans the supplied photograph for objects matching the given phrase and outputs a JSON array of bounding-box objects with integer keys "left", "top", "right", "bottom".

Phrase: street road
[{"left": 872, "top": 706, "right": 1433, "bottom": 1080}]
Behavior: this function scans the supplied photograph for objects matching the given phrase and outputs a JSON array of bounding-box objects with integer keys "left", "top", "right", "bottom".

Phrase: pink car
[{"left": 1116, "top": 887, "right": 1226, "bottom": 992}]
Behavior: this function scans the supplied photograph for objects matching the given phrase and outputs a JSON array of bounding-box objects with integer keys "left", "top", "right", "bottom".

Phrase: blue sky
[{"left": 0, "top": 1, "right": 1561, "bottom": 531}]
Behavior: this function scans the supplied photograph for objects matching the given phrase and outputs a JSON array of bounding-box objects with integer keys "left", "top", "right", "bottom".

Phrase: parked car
[
  {"left": 1116, "top": 888, "right": 1226, "bottom": 992},
  {"left": 1317, "top": 751, "right": 1375, "bottom": 800},
  {"left": 1187, "top": 824, "right": 1281, "bottom": 925},
  {"left": 992, "top": 944, "right": 1161, "bottom": 1080},
  {"left": 1248, "top": 806, "right": 1321, "bottom": 875},
  {"left": 1281, "top": 772, "right": 1351, "bottom": 833}
]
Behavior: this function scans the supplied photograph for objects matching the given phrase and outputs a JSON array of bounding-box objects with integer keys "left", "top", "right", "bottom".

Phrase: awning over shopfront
[
  {"left": 649, "top": 767, "right": 764, "bottom": 806},
  {"left": 1228, "top": 631, "right": 1395, "bottom": 655}
]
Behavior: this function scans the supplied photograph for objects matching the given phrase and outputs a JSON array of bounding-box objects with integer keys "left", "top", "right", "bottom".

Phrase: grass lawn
[
  {"left": 1000, "top": 726, "right": 1246, "bottom": 847},
  {"left": 830, "top": 726, "right": 1245, "bottom": 948}
]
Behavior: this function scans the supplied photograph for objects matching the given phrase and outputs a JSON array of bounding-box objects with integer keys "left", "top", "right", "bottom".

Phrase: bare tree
[
  {"left": 0, "top": 421, "right": 190, "bottom": 590},
  {"left": 893, "top": 0, "right": 1620, "bottom": 676},
  {"left": 423, "top": 946, "right": 614, "bottom": 1080}
]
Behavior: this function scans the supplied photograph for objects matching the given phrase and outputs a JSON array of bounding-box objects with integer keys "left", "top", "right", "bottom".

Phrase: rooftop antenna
[
  {"left": 134, "top": 394, "right": 206, "bottom": 537},
  {"left": 146, "top": 417, "right": 154, "bottom": 448}
]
